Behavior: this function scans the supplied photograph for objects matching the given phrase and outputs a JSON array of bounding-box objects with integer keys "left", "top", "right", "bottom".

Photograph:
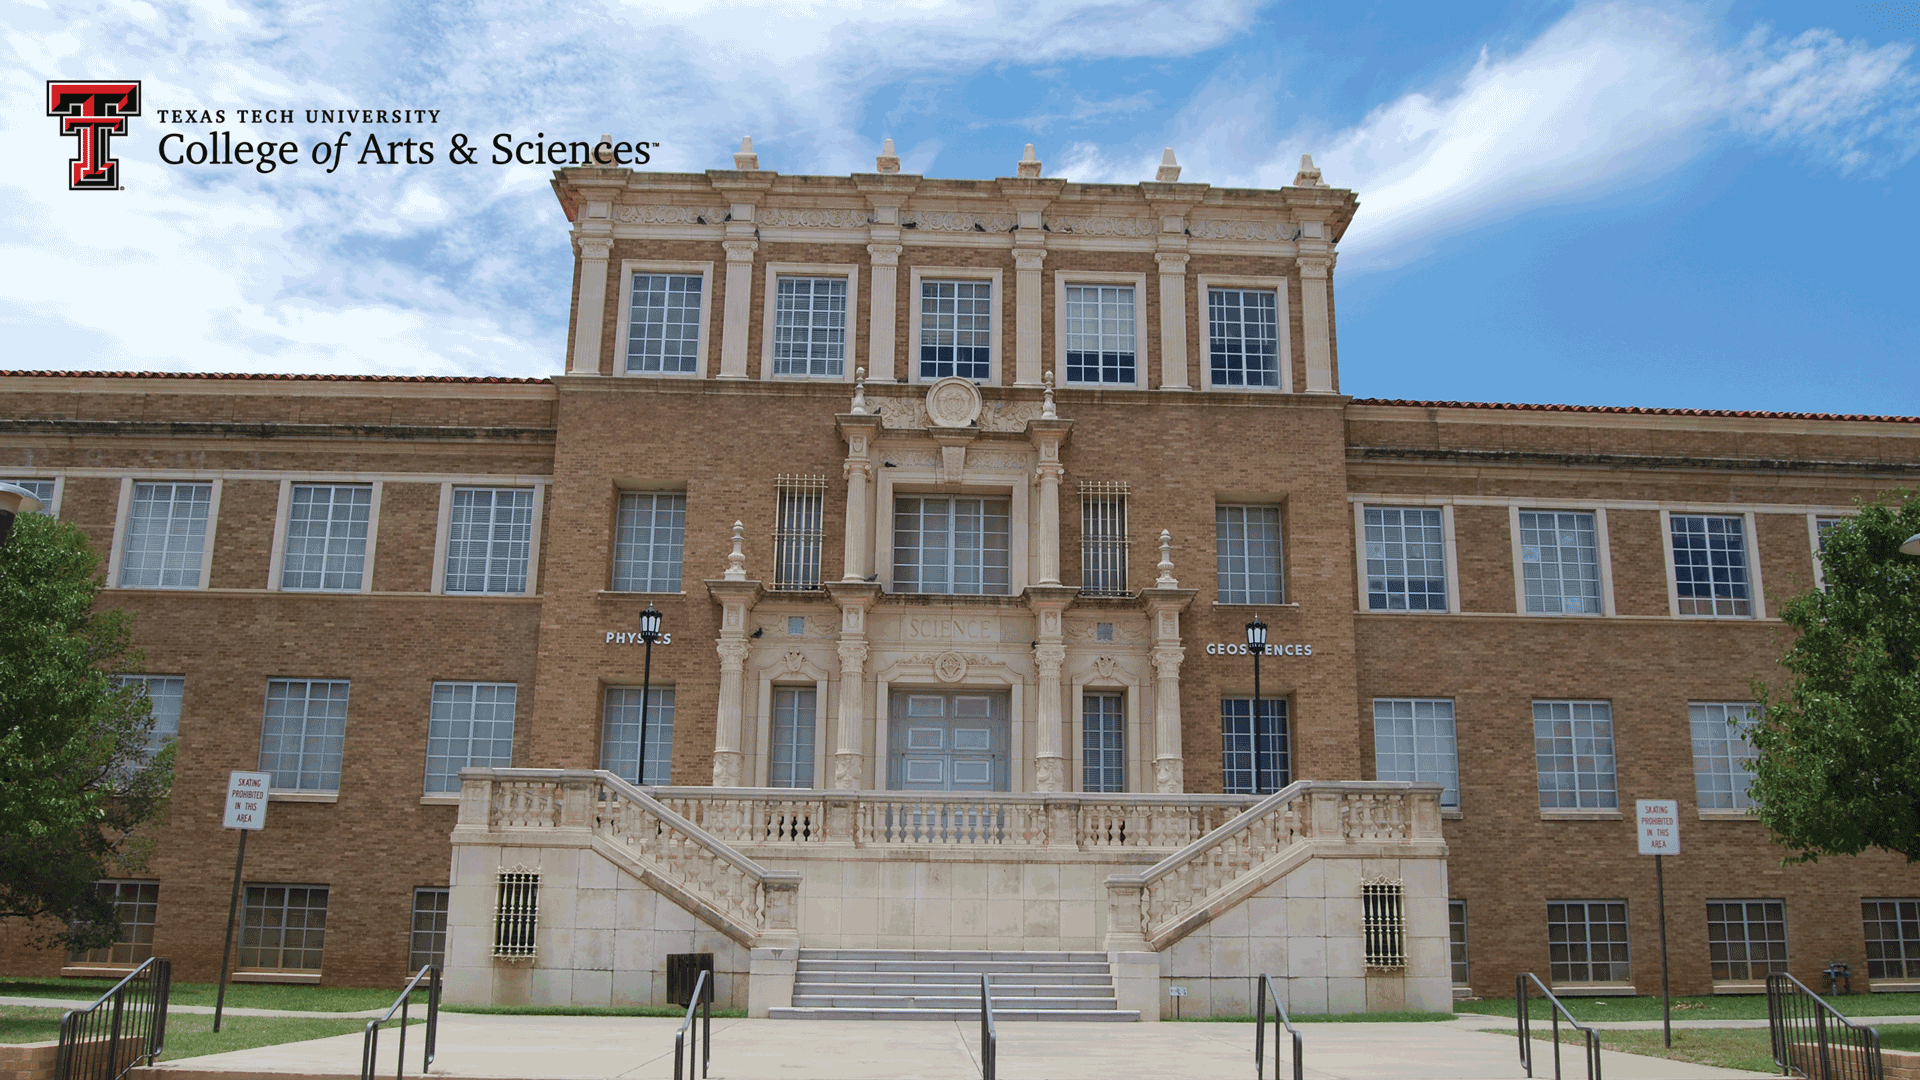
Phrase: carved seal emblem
[
  {"left": 925, "top": 376, "right": 982, "bottom": 429},
  {"left": 934, "top": 651, "right": 968, "bottom": 683}
]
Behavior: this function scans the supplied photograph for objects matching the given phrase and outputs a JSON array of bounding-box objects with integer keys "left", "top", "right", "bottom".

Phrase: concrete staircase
[{"left": 770, "top": 949, "right": 1140, "bottom": 1021}]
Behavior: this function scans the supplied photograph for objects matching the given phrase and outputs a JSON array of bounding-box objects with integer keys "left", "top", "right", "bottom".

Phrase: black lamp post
[
  {"left": 637, "top": 605, "right": 663, "bottom": 787},
  {"left": 1245, "top": 614, "right": 1268, "bottom": 792},
  {"left": 0, "top": 482, "right": 44, "bottom": 547}
]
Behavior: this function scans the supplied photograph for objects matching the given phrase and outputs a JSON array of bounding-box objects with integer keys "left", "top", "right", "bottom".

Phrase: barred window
[
  {"left": 893, "top": 496, "right": 1011, "bottom": 595},
  {"left": 260, "top": 679, "right": 349, "bottom": 791},
  {"left": 2, "top": 479, "right": 55, "bottom": 514},
  {"left": 120, "top": 481, "right": 212, "bottom": 589},
  {"left": 1083, "top": 692, "right": 1125, "bottom": 793},
  {"left": 1064, "top": 284, "right": 1135, "bottom": 385},
  {"left": 612, "top": 492, "right": 686, "bottom": 593},
  {"left": 770, "top": 687, "right": 816, "bottom": 789},
  {"left": 445, "top": 487, "right": 534, "bottom": 594},
  {"left": 920, "top": 280, "right": 992, "bottom": 381},
  {"left": 117, "top": 675, "right": 183, "bottom": 760},
  {"left": 424, "top": 682, "right": 517, "bottom": 793},
  {"left": 1207, "top": 288, "right": 1280, "bottom": 388},
  {"left": 772, "top": 276, "right": 847, "bottom": 377},
  {"left": 68, "top": 881, "right": 159, "bottom": 966},
  {"left": 1365, "top": 506, "right": 1447, "bottom": 611},
  {"left": 1363, "top": 881, "right": 1407, "bottom": 968},
  {"left": 492, "top": 873, "right": 538, "bottom": 959},
  {"left": 1216, "top": 504, "right": 1283, "bottom": 605},
  {"left": 240, "top": 884, "right": 328, "bottom": 972},
  {"left": 773, "top": 477, "right": 827, "bottom": 591},
  {"left": 1373, "top": 698, "right": 1459, "bottom": 809},
  {"left": 1707, "top": 900, "right": 1788, "bottom": 981},
  {"left": 1450, "top": 900, "right": 1471, "bottom": 986},
  {"left": 1691, "top": 702, "right": 1759, "bottom": 811},
  {"left": 601, "top": 686, "right": 675, "bottom": 786},
  {"left": 282, "top": 483, "right": 372, "bottom": 591},
  {"left": 1534, "top": 700, "right": 1616, "bottom": 809},
  {"left": 1548, "top": 900, "right": 1630, "bottom": 983},
  {"left": 1863, "top": 899, "right": 1920, "bottom": 980},
  {"left": 1222, "top": 697, "right": 1289, "bottom": 795},
  {"left": 1080, "top": 483, "right": 1128, "bottom": 597},
  {"left": 1519, "top": 510, "right": 1601, "bottom": 614},
  {"left": 627, "top": 273, "right": 703, "bottom": 374},
  {"left": 410, "top": 887, "right": 450, "bottom": 973},
  {"left": 1671, "top": 514, "right": 1752, "bottom": 617}
]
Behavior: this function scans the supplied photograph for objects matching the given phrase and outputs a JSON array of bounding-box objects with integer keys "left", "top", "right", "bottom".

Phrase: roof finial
[
  {"left": 1017, "top": 143, "right": 1042, "bottom": 179},
  {"left": 1156, "top": 148, "right": 1182, "bottom": 182},
  {"left": 876, "top": 138, "right": 900, "bottom": 174},
  {"left": 1294, "top": 153, "right": 1326, "bottom": 188},
  {"left": 850, "top": 366, "right": 868, "bottom": 415},
  {"left": 724, "top": 520, "right": 748, "bottom": 581},
  {"left": 734, "top": 136, "right": 759, "bottom": 170},
  {"left": 1156, "top": 530, "right": 1178, "bottom": 588},
  {"left": 1041, "top": 370, "right": 1056, "bottom": 419}
]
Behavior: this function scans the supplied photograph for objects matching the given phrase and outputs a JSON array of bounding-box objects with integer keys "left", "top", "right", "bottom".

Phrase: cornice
[
  {"left": 0, "top": 418, "right": 556, "bottom": 443},
  {"left": 1347, "top": 444, "right": 1920, "bottom": 477}
]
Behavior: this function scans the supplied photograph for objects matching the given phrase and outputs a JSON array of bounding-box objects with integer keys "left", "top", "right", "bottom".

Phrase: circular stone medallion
[
  {"left": 926, "top": 376, "right": 983, "bottom": 428},
  {"left": 934, "top": 651, "right": 969, "bottom": 683}
]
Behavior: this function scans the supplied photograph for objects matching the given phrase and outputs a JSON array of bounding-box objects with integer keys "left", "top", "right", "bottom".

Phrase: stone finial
[
  {"left": 1156, "top": 148, "right": 1182, "bottom": 182},
  {"left": 1156, "top": 529, "right": 1178, "bottom": 587},
  {"left": 1294, "top": 153, "right": 1326, "bottom": 188},
  {"left": 850, "top": 366, "right": 868, "bottom": 414},
  {"left": 725, "top": 520, "right": 747, "bottom": 581},
  {"left": 1041, "top": 370, "right": 1056, "bottom": 419},
  {"left": 1017, "top": 143, "right": 1042, "bottom": 179},
  {"left": 595, "top": 133, "right": 614, "bottom": 163},
  {"left": 876, "top": 138, "right": 901, "bottom": 174},
  {"left": 734, "top": 136, "right": 759, "bottom": 170}
]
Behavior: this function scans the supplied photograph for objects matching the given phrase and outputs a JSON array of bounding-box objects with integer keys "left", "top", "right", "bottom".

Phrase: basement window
[
  {"left": 1363, "top": 880, "right": 1407, "bottom": 969},
  {"left": 493, "top": 871, "right": 539, "bottom": 959}
]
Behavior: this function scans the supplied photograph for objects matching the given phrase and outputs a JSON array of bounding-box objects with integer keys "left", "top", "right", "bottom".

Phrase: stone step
[
  {"left": 794, "top": 979, "right": 1114, "bottom": 997},
  {"left": 796, "top": 970, "right": 1115, "bottom": 986},
  {"left": 796, "top": 959, "right": 1110, "bottom": 975},
  {"left": 798, "top": 949, "right": 1108, "bottom": 963},
  {"left": 768, "top": 1006, "right": 1141, "bottom": 1022},
  {"left": 792, "top": 993, "right": 1118, "bottom": 1010}
]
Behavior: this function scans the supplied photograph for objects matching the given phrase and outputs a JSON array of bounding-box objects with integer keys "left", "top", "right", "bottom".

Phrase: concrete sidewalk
[
  {"left": 0, "top": 994, "right": 385, "bottom": 1019},
  {"left": 1450, "top": 1010, "right": 1920, "bottom": 1031}
]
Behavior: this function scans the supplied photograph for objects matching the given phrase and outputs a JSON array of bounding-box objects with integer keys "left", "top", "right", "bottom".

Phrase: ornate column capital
[
  {"left": 1153, "top": 252, "right": 1189, "bottom": 273},
  {"left": 866, "top": 243, "right": 903, "bottom": 266},
  {"left": 1034, "top": 643, "right": 1067, "bottom": 676},
  {"left": 1013, "top": 248, "right": 1048, "bottom": 271},
  {"left": 836, "top": 640, "right": 870, "bottom": 671},
  {"left": 717, "top": 639, "right": 752, "bottom": 669},
  {"left": 1150, "top": 645, "right": 1186, "bottom": 682},
  {"left": 723, "top": 239, "right": 760, "bottom": 262},
  {"left": 576, "top": 236, "right": 614, "bottom": 260},
  {"left": 1296, "top": 255, "right": 1333, "bottom": 279}
]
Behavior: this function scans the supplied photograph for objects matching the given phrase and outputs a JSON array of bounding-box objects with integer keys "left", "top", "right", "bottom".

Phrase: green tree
[
  {"left": 0, "top": 511, "right": 172, "bottom": 951},
  {"left": 1751, "top": 492, "right": 1920, "bottom": 862}
]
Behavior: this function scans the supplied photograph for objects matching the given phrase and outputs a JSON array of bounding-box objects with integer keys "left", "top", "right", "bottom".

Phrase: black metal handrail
[
  {"left": 360, "top": 964, "right": 440, "bottom": 1080},
  {"left": 1517, "top": 973, "right": 1601, "bottom": 1080},
  {"left": 674, "top": 968, "right": 711, "bottom": 1080},
  {"left": 55, "top": 957, "right": 170, "bottom": 1080},
  {"left": 1254, "top": 974, "right": 1302, "bottom": 1080},
  {"left": 1767, "top": 971, "right": 1883, "bottom": 1080},
  {"left": 979, "top": 972, "right": 997, "bottom": 1080}
]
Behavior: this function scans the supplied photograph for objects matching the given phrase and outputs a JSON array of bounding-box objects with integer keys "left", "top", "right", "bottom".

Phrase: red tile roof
[{"left": 1349, "top": 398, "right": 1919, "bottom": 424}]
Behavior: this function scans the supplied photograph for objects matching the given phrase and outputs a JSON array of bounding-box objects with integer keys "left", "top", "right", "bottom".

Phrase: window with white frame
[
  {"left": 68, "top": 880, "right": 160, "bottom": 966},
  {"left": 1548, "top": 900, "right": 1630, "bottom": 983},
  {"left": 445, "top": 487, "right": 534, "bottom": 594},
  {"left": 423, "top": 682, "right": 517, "bottom": 793},
  {"left": 1373, "top": 698, "right": 1459, "bottom": 809},
  {"left": 1364, "top": 507, "right": 1447, "bottom": 611},
  {"left": 117, "top": 675, "right": 183, "bottom": 760},
  {"left": 1216, "top": 504, "right": 1283, "bottom": 605},
  {"left": 772, "top": 276, "right": 847, "bottom": 377},
  {"left": 1083, "top": 692, "right": 1125, "bottom": 793},
  {"left": 919, "top": 280, "right": 992, "bottom": 381},
  {"left": 1691, "top": 702, "right": 1759, "bottom": 811},
  {"left": 770, "top": 687, "right": 816, "bottom": 788},
  {"left": 1534, "top": 700, "right": 1616, "bottom": 810},
  {"left": 409, "top": 887, "right": 449, "bottom": 973},
  {"left": 1519, "top": 510, "right": 1602, "bottom": 614},
  {"left": 282, "top": 483, "right": 372, "bottom": 591},
  {"left": 120, "top": 482, "right": 212, "bottom": 589},
  {"left": 1449, "top": 901, "right": 1470, "bottom": 986},
  {"left": 893, "top": 496, "right": 1011, "bottom": 595},
  {"left": 1671, "top": 514, "right": 1752, "bottom": 617},
  {"left": 1707, "top": 900, "right": 1788, "bottom": 981},
  {"left": 1815, "top": 516, "right": 1845, "bottom": 594},
  {"left": 601, "top": 686, "right": 674, "bottom": 785},
  {"left": 1862, "top": 899, "right": 1920, "bottom": 980},
  {"left": 612, "top": 492, "right": 686, "bottom": 592},
  {"left": 239, "top": 884, "right": 328, "bottom": 971},
  {"left": 1222, "top": 697, "right": 1289, "bottom": 795},
  {"left": 1207, "top": 288, "right": 1281, "bottom": 388},
  {"left": 1080, "top": 483, "right": 1128, "bottom": 597},
  {"left": 626, "top": 273, "right": 703, "bottom": 374},
  {"left": 1064, "top": 284, "right": 1135, "bottom": 385},
  {"left": 773, "top": 478, "right": 826, "bottom": 591},
  {"left": 259, "top": 679, "right": 349, "bottom": 791},
  {"left": 3, "top": 479, "right": 55, "bottom": 513}
]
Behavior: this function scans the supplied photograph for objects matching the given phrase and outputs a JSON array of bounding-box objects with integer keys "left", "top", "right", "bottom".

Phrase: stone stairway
[{"left": 770, "top": 949, "right": 1140, "bottom": 1021}]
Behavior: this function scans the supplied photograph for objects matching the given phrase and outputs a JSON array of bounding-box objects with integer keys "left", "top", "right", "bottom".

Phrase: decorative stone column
[
  {"left": 1154, "top": 253, "right": 1190, "bottom": 390},
  {"left": 705, "top": 522, "right": 760, "bottom": 788},
  {"left": 1298, "top": 253, "right": 1335, "bottom": 393},
  {"left": 1013, "top": 248, "right": 1047, "bottom": 386},
  {"left": 1027, "top": 414, "right": 1071, "bottom": 586},
  {"left": 824, "top": 582, "right": 880, "bottom": 789},
  {"left": 718, "top": 239, "right": 758, "bottom": 379},
  {"left": 866, "top": 244, "right": 902, "bottom": 382},
  {"left": 1026, "top": 586, "right": 1077, "bottom": 794},
  {"left": 1140, "top": 531, "right": 1196, "bottom": 793},
  {"left": 836, "top": 412, "right": 881, "bottom": 582},
  {"left": 568, "top": 237, "right": 613, "bottom": 375}
]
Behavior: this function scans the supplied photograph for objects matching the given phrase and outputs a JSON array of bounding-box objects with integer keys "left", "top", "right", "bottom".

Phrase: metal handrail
[
  {"left": 673, "top": 968, "right": 711, "bottom": 1080},
  {"left": 1254, "top": 974, "right": 1302, "bottom": 1080},
  {"left": 55, "top": 957, "right": 171, "bottom": 1080},
  {"left": 1767, "top": 971, "right": 1883, "bottom": 1079},
  {"left": 979, "top": 972, "right": 997, "bottom": 1080},
  {"left": 1517, "top": 973, "right": 1601, "bottom": 1080},
  {"left": 360, "top": 964, "right": 440, "bottom": 1080}
]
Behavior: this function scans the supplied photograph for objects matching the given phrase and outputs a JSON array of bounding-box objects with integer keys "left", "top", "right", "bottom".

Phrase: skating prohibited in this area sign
[
  {"left": 223, "top": 770, "right": 270, "bottom": 830},
  {"left": 1637, "top": 799, "right": 1680, "bottom": 855}
]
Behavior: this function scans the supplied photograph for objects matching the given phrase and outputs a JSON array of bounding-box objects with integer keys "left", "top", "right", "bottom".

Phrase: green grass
[
  {"left": 1457, "top": 990, "right": 1920, "bottom": 1023},
  {"left": 1172, "top": 1010, "right": 1456, "bottom": 1023},
  {"left": 1517, "top": 1025, "right": 1781, "bottom": 1074},
  {"left": 0, "top": 977, "right": 394, "bottom": 1012},
  {"left": 442, "top": 1003, "right": 749, "bottom": 1018},
  {"left": 0, "top": 1005, "right": 408, "bottom": 1057},
  {"left": 1880, "top": 1026, "right": 1920, "bottom": 1051},
  {"left": 0, "top": 1007, "right": 66, "bottom": 1044}
]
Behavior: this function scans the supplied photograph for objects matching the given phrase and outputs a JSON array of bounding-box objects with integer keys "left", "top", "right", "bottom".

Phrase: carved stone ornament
[
  {"left": 1092, "top": 655, "right": 1119, "bottom": 680},
  {"left": 1043, "top": 215, "right": 1157, "bottom": 238},
  {"left": 902, "top": 211, "right": 1017, "bottom": 233},
  {"left": 711, "top": 750, "right": 743, "bottom": 787},
  {"left": 925, "top": 376, "right": 983, "bottom": 428},
  {"left": 779, "top": 650, "right": 808, "bottom": 675},
  {"left": 758, "top": 207, "right": 874, "bottom": 229},
  {"left": 1185, "top": 218, "right": 1293, "bottom": 242},
  {"left": 1155, "top": 758, "right": 1185, "bottom": 794},
  {"left": 612, "top": 205, "right": 730, "bottom": 226},
  {"left": 877, "top": 395, "right": 1042, "bottom": 433},
  {"left": 1034, "top": 756, "right": 1066, "bottom": 793},
  {"left": 934, "top": 651, "right": 969, "bottom": 683}
]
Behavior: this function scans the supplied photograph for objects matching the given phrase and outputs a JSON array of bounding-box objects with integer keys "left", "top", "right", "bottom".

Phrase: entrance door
[{"left": 887, "top": 692, "right": 1010, "bottom": 792}]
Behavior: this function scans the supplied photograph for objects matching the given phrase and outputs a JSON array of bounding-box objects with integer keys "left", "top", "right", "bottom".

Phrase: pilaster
[
  {"left": 1012, "top": 248, "right": 1047, "bottom": 387},
  {"left": 1153, "top": 253, "right": 1190, "bottom": 391},
  {"left": 706, "top": 523, "right": 761, "bottom": 788},
  {"left": 1026, "top": 417, "right": 1072, "bottom": 585},
  {"left": 835, "top": 413, "right": 882, "bottom": 582},
  {"left": 719, "top": 240, "right": 759, "bottom": 379},
  {"left": 866, "top": 243, "right": 903, "bottom": 383},
  {"left": 1026, "top": 584, "right": 1077, "bottom": 795},
  {"left": 824, "top": 581, "right": 881, "bottom": 789},
  {"left": 1297, "top": 249, "right": 1336, "bottom": 393},
  {"left": 569, "top": 236, "right": 613, "bottom": 375}
]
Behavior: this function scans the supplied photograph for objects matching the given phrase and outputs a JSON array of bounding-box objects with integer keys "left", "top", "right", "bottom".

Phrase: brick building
[{"left": 4, "top": 140, "right": 1917, "bottom": 1016}]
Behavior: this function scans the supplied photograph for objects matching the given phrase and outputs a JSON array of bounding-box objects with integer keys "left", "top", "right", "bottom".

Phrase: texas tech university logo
[{"left": 47, "top": 81, "right": 141, "bottom": 190}]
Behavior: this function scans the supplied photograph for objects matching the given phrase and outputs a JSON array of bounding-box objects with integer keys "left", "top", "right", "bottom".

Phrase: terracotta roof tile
[{"left": 1348, "top": 398, "right": 1919, "bottom": 424}]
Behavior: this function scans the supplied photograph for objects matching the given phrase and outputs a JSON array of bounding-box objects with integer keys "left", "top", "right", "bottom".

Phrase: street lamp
[
  {"left": 1245, "top": 614, "right": 1268, "bottom": 792},
  {"left": 1902, "top": 533, "right": 1920, "bottom": 557},
  {"left": 636, "top": 606, "right": 663, "bottom": 787},
  {"left": 0, "top": 482, "right": 44, "bottom": 547}
]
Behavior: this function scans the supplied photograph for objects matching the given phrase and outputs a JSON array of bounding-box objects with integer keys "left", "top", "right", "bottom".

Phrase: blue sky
[{"left": 3, "top": 0, "right": 1916, "bottom": 414}]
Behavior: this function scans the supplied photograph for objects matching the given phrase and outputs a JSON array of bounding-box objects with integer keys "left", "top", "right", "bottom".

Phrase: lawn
[
  {"left": 0, "top": 1004, "right": 407, "bottom": 1058},
  {"left": 1513, "top": 1019, "right": 1920, "bottom": 1074},
  {"left": 0, "top": 976, "right": 395, "bottom": 1012},
  {"left": 1457, "top": 990, "right": 1920, "bottom": 1023}
]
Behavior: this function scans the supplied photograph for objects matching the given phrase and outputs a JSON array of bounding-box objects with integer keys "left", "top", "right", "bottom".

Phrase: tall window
[
  {"left": 627, "top": 273, "right": 702, "bottom": 374},
  {"left": 424, "top": 682, "right": 517, "bottom": 793},
  {"left": 772, "top": 276, "right": 847, "bottom": 377},
  {"left": 1534, "top": 700, "right": 1616, "bottom": 809},
  {"left": 68, "top": 881, "right": 159, "bottom": 966},
  {"left": 1064, "top": 284, "right": 1135, "bottom": 385},
  {"left": 3, "top": 478, "right": 55, "bottom": 513},
  {"left": 120, "top": 481, "right": 212, "bottom": 589},
  {"left": 445, "top": 487, "right": 534, "bottom": 594},
  {"left": 1080, "top": 483, "right": 1128, "bottom": 597},
  {"left": 1222, "top": 697, "right": 1289, "bottom": 795},
  {"left": 1707, "top": 900, "right": 1788, "bottom": 981},
  {"left": 1083, "top": 692, "right": 1125, "bottom": 793},
  {"left": 1519, "top": 510, "right": 1601, "bottom": 614},
  {"left": 773, "top": 478, "right": 826, "bottom": 591},
  {"left": 1691, "top": 702, "right": 1759, "bottom": 811},
  {"left": 770, "top": 687, "right": 816, "bottom": 788},
  {"left": 239, "top": 884, "right": 329, "bottom": 972},
  {"left": 1548, "top": 900, "right": 1630, "bottom": 983},
  {"left": 116, "top": 675, "right": 182, "bottom": 761},
  {"left": 1373, "top": 698, "right": 1459, "bottom": 809},
  {"left": 1216, "top": 504, "right": 1283, "bottom": 605},
  {"left": 1364, "top": 506, "right": 1446, "bottom": 611},
  {"left": 282, "top": 483, "right": 372, "bottom": 591},
  {"left": 260, "top": 679, "right": 349, "bottom": 792},
  {"left": 1449, "top": 901, "right": 1471, "bottom": 986},
  {"left": 410, "top": 887, "right": 450, "bottom": 972},
  {"left": 1207, "top": 288, "right": 1280, "bottom": 388},
  {"left": 1815, "top": 516, "right": 1845, "bottom": 594},
  {"left": 601, "top": 687, "right": 675, "bottom": 785},
  {"left": 1671, "top": 514, "right": 1752, "bottom": 616},
  {"left": 613, "top": 492, "right": 686, "bottom": 592},
  {"left": 919, "top": 280, "right": 991, "bottom": 381},
  {"left": 893, "top": 496, "right": 1011, "bottom": 595},
  {"left": 1863, "top": 899, "right": 1920, "bottom": 980}
]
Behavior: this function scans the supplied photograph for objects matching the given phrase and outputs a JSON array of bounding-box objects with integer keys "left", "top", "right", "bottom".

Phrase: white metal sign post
[
  {"left": 213, "top": 771, "right": 270, "bottom": 1032},
  {"left": 1637, "top": 799, "right": 1680, "bottom": 1047}
]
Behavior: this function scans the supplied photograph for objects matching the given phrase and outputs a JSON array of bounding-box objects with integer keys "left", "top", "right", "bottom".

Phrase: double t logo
[{"left": 47, "top": 81, "right": 141, "bottom": 190}]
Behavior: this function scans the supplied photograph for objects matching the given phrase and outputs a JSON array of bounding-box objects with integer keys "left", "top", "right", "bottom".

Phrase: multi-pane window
[
  {"left": 1207, "top": 288, "right": 1281, "bottom": 388},
  {"left": 601, "top": 687, "right": 675, "bottom": 786},
  {"left": 1222, "top": 697, "right": 1289, "bottom": 795},
  {"left": 612, "top": 492, "right": 686, "bottom": 593},
  {"left": 1216, "top": 504, "right": 1283, "bottom": 605},
  {"left": 1373, "top": 698, "right": 1459, "bottom": 809},
  {"left": 1519, "top": 510, "right": 1602, "bottom": 614},
  {"left": 1548, "top": 900, "right": 1631, "bottom": 983},
  {"left": 773, "top": 478, "right": 826, "bottom": 591},
  {"left": 424, "top": 682, "right": 517, "bottom": 793},
  {"left": 1083, "top": 692, "right": 1125, "bottom": 793},
  {"left": 410, "top": 887, "right": 450, "bottom": 973},
  {"left": 1080, "top": 484, "right": 1128, "bottom": 597},
  {"left": 120, "top": 481, "right": 212, "bottom": 589},
  {"left": 239, "top": 885, "right": 329, "bottom": 972},
  {"left": 68, "top": 881, "right": 159, "bottom": 966},
  {"left": 893, "top": 496, "right": 1011, "bottom": 595},
  {"left": 920, "top": 280, "right": 992, "bottom": 381},
  {"left": 1364, "top": 507, "right": 1447, "bottom": 611},
  {"left": 1671, "top": 514, "right": 1752, "bottom": 616},
  {"left": 445, "top": 487, "right": 534, "bottom": 594},
  {"left": 1449, "top": 900, "right": 1471, "bottom": 986},
  {"left": 3, "top": 479, "right": 55, "bottom": 513},
  {"left": 1534, "top": 700, "right": 1617, "bottom": 809},
  {"left": 282, "top": 484, "right": 372, "bottom": 591},
  {"left": 1862, "top": 899, "right": 1920, "bottom": 980},
  {"left": 1691, "top": 702, "right": 1759, "bottom": 811},
  {"left": 770, "top": 687, "right": 816, "bottom": 788},
  {"left": 259, "top": 679, "right": 349, "bottom": 791},
  {"left": 1816, "top": 516, "right": 1845, "bottom": 594},
  {"left": 772, "top": 276, "right": 847, "bottom": 377},
  {"left": 1707, "top": 900, "right": 1789, "bottom": 981},
  {"left": 1063, "top": 285, "right": 1135, "bottom": 385},
  {"left": 117, "top": 675, "right": 183, "bottom": 760},
  {"left": 626, "top": 273, "right": 703, "bottom": 374}
]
